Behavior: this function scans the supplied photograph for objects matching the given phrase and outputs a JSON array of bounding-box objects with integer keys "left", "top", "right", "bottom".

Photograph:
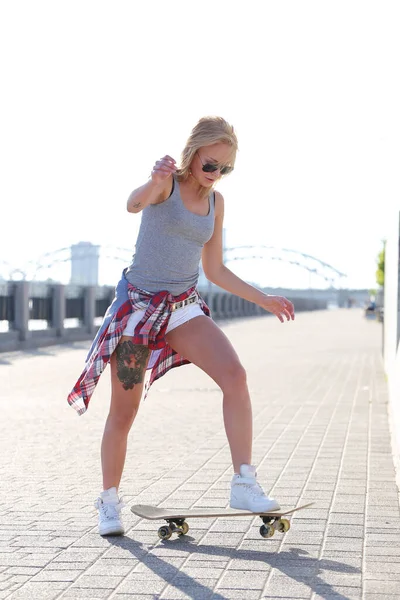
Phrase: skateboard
[{"left": 130, "top": 502, "right": 314, "bottom": 540}]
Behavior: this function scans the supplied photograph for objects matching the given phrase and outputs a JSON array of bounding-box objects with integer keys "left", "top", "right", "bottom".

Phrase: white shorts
[{"left": 122, "top": 300, "right": 205, "bottom": 337}]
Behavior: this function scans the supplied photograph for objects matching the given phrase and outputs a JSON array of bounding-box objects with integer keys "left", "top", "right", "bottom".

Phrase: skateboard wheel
[
  {"left": 179, "top": 522, "right": 189, "bottom": 535},
  {"left": 260, "top": 524, "right": 275, "bottom": 538},
  {"left": 276, "top": 518, "right": 290, "bottom": 533},
  {"left": 158, "top": 525, "right": 172, "bottom": 540}
]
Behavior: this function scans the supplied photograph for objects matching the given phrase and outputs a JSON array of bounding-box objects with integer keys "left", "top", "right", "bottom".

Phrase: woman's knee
[{"left": 219, "top": 360, "right": 247, "bottom": 393}]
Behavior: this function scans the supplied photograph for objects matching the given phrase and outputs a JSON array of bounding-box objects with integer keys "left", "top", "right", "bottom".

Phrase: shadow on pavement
[
  {"left": 107, "top": 536, "right": 360, "bottom": 600},
  {"left": 0, "top": 341, "right": 90, "bottom": 364}
]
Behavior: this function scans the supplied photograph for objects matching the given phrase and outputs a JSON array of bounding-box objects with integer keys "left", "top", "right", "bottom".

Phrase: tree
[{"left": 376, "top": 242, "right": 385, "bottom": 287}]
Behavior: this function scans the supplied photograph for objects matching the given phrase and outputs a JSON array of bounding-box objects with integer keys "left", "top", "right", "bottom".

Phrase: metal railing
[{"left": 0, "top": 280, "right": 327, "bottom": 352}]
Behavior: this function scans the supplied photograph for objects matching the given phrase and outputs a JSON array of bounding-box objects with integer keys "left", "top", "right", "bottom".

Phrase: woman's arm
[
  {"left": 202, "top": 192, "right": 295, "bottom": 323},
  {"left": 127, "top": 155, "right": 176, "bottom": 213},
  {"left": 127, "top": 179, "right": 168, "bottom": 213}
]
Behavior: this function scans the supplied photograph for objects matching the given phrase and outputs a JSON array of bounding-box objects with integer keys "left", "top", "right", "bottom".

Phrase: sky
[{"left": 1, "top": 0, "right": 399, "bottom": 290}]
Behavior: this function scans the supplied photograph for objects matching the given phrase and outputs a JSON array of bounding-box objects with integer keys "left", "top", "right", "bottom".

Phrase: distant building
[{"left": 70, "top": 242, "right": 100, "bottom": 286}]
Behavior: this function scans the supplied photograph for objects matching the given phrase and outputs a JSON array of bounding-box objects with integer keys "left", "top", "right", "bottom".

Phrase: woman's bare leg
[
  {"left": 166, "top": 316, "right": 252, "bottom": 472},
  {"left": 101, "top": 337, "right": 150, "bottom": 490}
]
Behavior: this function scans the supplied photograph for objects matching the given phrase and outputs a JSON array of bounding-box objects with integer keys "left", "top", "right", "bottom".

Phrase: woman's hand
[
  {"left": 151, "top": 155, "right": 176, "bottom": 186},
  {"left": 259, "top": 294, "right": 295, "bottom": 323}
]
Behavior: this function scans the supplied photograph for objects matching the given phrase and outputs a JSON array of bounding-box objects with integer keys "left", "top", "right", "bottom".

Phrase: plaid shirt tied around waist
[{"left": 67, "top": 275, "right": 210, "bottom": 415}]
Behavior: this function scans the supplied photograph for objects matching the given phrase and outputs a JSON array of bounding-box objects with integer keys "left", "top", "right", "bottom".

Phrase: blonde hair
[{"left": 176, "top": 116, "right": 238, "bottom": 193}]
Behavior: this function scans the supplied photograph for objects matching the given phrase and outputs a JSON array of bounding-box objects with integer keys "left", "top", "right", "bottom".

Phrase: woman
[{"left": 68, "top": 116, "right": 295, "bottom": 536}]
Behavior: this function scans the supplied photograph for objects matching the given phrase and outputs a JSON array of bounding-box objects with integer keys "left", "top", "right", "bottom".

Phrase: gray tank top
[{"left": 125, "top": 178, "right": 215, "bottom": 295}]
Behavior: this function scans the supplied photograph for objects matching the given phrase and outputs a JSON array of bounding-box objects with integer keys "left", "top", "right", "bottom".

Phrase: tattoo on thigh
[{"left": 115, "top": 342, "right": 150, "bottom": 390}]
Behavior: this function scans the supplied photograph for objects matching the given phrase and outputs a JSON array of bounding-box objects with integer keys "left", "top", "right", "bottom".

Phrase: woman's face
[{"left": 190, "top": 142, "right": 234, "bottom": 187}]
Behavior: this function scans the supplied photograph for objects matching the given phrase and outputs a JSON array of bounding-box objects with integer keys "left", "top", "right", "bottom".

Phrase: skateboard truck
[
  {"left": 259, "top": 515, "right": 290, "bottom": 538},
  {"left": 130, "top": 502, "right": 314, "bottom": 540},
  {"left": 157, "top": 514, "right": 291, "bottom": 540},
  {"left": 158, "top": 518, "right": 189, "bottom": 540}
]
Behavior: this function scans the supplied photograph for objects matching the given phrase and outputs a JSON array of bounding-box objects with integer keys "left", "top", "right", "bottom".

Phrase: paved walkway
[{"left": 0, "top": 309, "right": 399, "bottom": 600}]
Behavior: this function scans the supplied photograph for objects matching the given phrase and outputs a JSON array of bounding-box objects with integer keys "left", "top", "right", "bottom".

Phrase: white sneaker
[
  {"left": 94, "top": 487, "right": 125, "bottom": 536},
  {"left": 230, "top": 464, "right": 280, "bottom": 512}
]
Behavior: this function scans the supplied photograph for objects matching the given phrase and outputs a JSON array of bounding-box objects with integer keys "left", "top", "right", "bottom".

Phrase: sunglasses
[{"left": 197, "top": 151, "right": 234, "bottom": 176}]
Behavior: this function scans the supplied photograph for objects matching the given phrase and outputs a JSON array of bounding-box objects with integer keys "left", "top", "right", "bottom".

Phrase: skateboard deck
[{"left": 130, "top": 502, "right": 314, "bottom": 540}]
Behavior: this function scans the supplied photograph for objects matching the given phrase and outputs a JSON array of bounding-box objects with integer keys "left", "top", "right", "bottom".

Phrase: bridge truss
[{"left": 1, "top": 244, "right": 346, "bottom": 288}]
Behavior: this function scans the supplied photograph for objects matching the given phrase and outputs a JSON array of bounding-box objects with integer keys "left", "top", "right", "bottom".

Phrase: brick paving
[{"left": 0, "top": 308, "right": 399, "bottom": 600}]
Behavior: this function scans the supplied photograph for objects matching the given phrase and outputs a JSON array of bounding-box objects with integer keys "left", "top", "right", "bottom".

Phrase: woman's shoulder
[{"left": 213, "top": 189, "right": 224, "bottom": 217}]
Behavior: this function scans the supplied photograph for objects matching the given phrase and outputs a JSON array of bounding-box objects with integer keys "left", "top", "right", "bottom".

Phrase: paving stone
[
  {"left": 364, "top": 580, "right": 400, "bottom": 594},
  {"left": 313, "top": 590, "right": 361, "bottom": 600},
  {"left": 115, "top": 596, "right": 160, "bottom": 600},
  {"left": 61, "top": 589, "right": 112, "bottom": 599},
  {"left": 159, "top": 588, "right": 214, "bottom": 600},
  {"left": 217, "top": 591, "right": 261, "bottom": 599},
  {"left": 7, "top": 581, "right": 70, "bottom": 599},
  {"left": 261, "top": 597, "right": 309, "bottom": 600},
  {"left": 364, "top": 595, "right": 400, "bottom": 600}
]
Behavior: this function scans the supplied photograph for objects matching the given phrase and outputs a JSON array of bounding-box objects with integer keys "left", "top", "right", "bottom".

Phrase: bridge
[{"left": 1, "top": 242, "right": 347, "bottom": 288}]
